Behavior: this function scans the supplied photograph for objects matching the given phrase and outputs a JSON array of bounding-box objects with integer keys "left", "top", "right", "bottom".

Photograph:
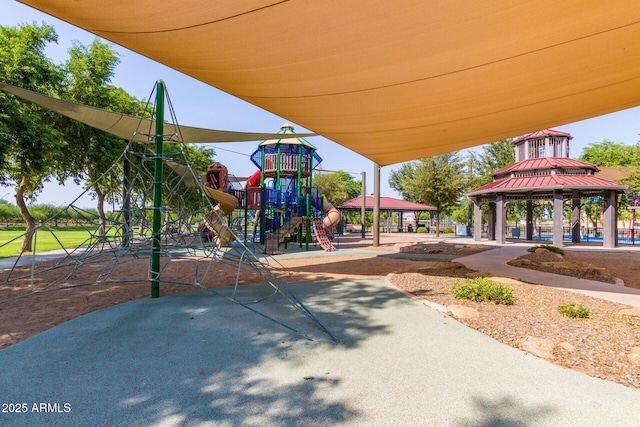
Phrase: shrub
[
  {"left": 527, "top": 244, "right": 565, "bottom": 255},
  {"left": 558, "top": 303, "right": 590, "bottom": 319},
  {"left": 451, "top": 277, "right": 515, "bottom": 305},
  {"left": 417, "top": 227, "right": 428, "bottom": 233},
  {"left": 442, "top": 226, "right": 454, "bottom": 234}
]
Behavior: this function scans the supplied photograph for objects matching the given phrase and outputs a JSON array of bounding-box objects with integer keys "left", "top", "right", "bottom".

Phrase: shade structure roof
[
  {"left": 467, "top": 174, "right": 628, "bottom": 196},
  {"left": 490, "top": 158, "right": 599, "bottom": 177},
  {"left": 250, "top": 123, "right": 323, "bottom": 170},
  {"left": 469, "top": 156, "right": 628, "bottom": 196},
  {"left": 258, "top": 124, "right": 317, "bottom": 150},
  {"left": 338, "top": 196, "right": 436, "bottom": 212},
  {"left": 18, "top": 1, "right": 640, "bottom": 166},
  {"left": 513, "top": 129, "right": 573, "bottom": 145},
  {"left": 0, "top": 83, "right": 315, "bottom": 144},
  {"left": 597, "top": 166, "right": 640, "bottom": 182}
]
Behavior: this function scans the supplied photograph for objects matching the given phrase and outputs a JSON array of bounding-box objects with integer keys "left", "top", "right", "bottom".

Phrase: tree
[
  {"left": 465, "top": 139, "right": 533, "bottom": 229},
  {"left": 468, "top": 139, "right": 515, "bottom": 189},
  {"left": 313, "top": 170, "right": 360, "bottom": 206},
  {"left": 0, "top": 23, "right": 64, "bottom": 251},
  {"left": 56, "top": 39, "right": 130, "bottom": 230},
  {"left": 579, "top": 140, "right": 640, "bottom": 167},
  {"left": 389, "top": 152, "right": 465, "bottom": 236},
  {"left": 0, "top": 199, "right": 20, "bottom": 223},
  {"left": 579, "top": 140, "right": 640, "bottom": 195}
]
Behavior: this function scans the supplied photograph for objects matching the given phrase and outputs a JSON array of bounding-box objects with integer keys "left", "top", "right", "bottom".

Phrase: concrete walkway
[
  {"left": 454, "top": 243, "right": 640, "bottom": 308},
  {"left": 2, "top": 239, "right": 640, "bottom": 425}
]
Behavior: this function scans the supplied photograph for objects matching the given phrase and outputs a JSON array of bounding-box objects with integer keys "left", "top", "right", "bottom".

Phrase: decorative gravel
[{"left": 389, "top": 262, "right": 640, "bottom": 389}]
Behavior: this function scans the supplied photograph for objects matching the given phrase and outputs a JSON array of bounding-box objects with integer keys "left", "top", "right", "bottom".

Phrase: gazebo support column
[
  {"left": 603, "top": 190, "right": 618, "bottom": 248},
  {"left": 495, "top": 194, "right": 506, "bottom": 244},
  {"left": 571, "top": 190, "right": 581, "bottom": 243},
  {"left": 553, "top": 190, "right": 564, "bottom": 248},
  {"left": 473, "top": 197, "right": 482, "bottom": 241},
  {"left": 526, "top": 196, "right": 533, "bottom": 240},
  {"left": 487, "top": 202, "right": 496, "bottom": 241}
]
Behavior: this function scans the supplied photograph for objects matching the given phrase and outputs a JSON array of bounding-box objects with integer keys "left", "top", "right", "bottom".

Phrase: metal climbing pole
[{"left": 151, "top": 81, "right": 164, "bottom": 298}]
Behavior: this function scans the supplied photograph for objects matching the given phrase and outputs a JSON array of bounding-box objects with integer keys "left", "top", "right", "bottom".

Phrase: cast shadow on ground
[
  {"left": 456, "top": 396, "right": 556, "bottom": 426},
  {"left": 0, "top": 279, "right": 409, "bottom": 425}
]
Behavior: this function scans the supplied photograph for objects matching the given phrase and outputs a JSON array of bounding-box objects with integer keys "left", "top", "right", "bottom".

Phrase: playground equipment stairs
[
  {"left": 312, "top": 218, "right": 336, "bottom": 252},
  {"left": 261, "top": 215, "right": 303, "bottom": 254}
]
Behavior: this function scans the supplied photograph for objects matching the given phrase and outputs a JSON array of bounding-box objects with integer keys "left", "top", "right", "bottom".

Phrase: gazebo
[
  {"left": 467, "top": 129, "right": 629, "bottom": 248},
  {"left": 338, "top": 196, "right": 437, "bottom": 232}
]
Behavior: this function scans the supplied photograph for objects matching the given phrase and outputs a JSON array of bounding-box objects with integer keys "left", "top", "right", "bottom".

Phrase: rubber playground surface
[{"left": 2, "top": 243, "right": 640, "bottom": 425}]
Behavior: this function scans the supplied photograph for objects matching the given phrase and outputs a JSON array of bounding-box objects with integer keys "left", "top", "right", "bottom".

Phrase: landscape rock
[
  {"left": 447, "top": 304, "right": 479, "bottom": 320},
  {"left": 627, "top": 347, "right": 640, "bottom": 364},
  {"left": 520, "top": 335, "right": 556, "bottom": 360},
  {"left": 620, "top": 307, "right": 640, "bottom": 318},
  {"left": 534, "top": 248, "right": 563, "bottom": 259},
  {"left": 558, "top": 342, "right": 576, "bottom": 353}
]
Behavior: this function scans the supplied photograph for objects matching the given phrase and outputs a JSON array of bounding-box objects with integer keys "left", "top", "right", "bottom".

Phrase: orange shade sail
[{"left": 19, "top": 0, "right": 640, "bottom": 165}]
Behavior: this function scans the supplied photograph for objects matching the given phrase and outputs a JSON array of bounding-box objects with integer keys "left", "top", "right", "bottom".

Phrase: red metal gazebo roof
[
  {"left": 490, "top": 158, "right": 599, "bottom": 177},
  {"left": 338, "top": 196, "right": 436, "bottom": 211},
  {"left": 468, "top": 145, "right": 629, "bottom": 197},
  {"left": 512, "top": 128, "right": 573, "bottom": 144},
  {"left": 468, "top": 174, "right": 627, "bottom": 196}
]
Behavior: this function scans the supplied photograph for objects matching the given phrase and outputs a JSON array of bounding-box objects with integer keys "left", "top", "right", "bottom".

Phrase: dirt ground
[{"left": 2, "top": 234, "right": 640, "bottom": 388}]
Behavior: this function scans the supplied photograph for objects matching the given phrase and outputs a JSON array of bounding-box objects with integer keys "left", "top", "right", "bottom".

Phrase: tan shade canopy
[
  {"left": 0, "top": 83, "right": 315, "bottom": 143},
  {"left": 19, "top": 0, "right": 640, "bottom": 166}
]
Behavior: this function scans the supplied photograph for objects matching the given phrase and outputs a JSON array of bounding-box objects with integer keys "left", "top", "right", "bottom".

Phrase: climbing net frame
[{"left": 0, "top": 82, "right": 336, "bottom": 342}]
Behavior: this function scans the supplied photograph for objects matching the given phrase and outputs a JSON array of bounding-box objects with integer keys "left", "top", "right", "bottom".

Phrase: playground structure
[
  {"left": 201, "top": 124, "right": 342, "bottom": 254},
  {"left": 0, "top": 81, "right": 337, "bottom": 341}
]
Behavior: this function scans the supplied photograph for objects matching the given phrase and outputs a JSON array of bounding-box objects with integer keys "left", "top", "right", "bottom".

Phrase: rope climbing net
[{"left": 0, "top": 82, "right": 335, "bottom": 342}]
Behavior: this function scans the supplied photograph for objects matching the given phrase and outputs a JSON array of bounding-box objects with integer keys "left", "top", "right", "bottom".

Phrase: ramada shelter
[{"left": 467, "top": 129, "right": 629, "bottom": 248}]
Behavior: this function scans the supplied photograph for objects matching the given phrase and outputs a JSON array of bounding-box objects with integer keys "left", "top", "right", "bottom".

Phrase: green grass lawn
[{"left": 0, "top": 226, "right": 105, "bottom": 258}]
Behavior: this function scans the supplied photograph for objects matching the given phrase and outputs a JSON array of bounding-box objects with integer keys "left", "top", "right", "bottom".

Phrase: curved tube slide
[
  {"left": 203, "top": 186, "right": 240, "bottom": 215},
  {"left": 322, "top": 200, "right": 341, "bottom": 229}
]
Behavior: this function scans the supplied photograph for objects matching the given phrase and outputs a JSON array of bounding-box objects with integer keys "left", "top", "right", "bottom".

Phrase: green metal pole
[
  {"left": 259, "top": 146, "right": 265, "bottom": 244},
  {"left": 150, "top": 81, "right": 164, "bottom": 298},
  {"left": 276, "top": 144, "right": 281, "bottom": 188},
  {"left": 260, "top": 186, "right": 267, "bottom": 244},
  {"left": 306, "top": 152, "right": 314, "bottom": 250},
  {"left": 296, "top": 146, "right": 303, "bottom": 245},
  {"left": 296, "top": 146, "right": 302, "bottom": 198},
  {"left": 305, "top": 192, "right": 311, "bottom": 251},
  {"left": 122, "top": 150, "right": 132, "bottom": 248}
]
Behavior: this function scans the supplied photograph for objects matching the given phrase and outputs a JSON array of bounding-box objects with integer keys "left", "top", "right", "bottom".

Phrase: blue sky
[{"left": 2, "top": 1, "right": 640, "bottom": 208}]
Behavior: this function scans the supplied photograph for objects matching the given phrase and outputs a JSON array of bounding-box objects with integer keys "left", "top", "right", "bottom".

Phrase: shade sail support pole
[
  {"left": 151, "top": 81, "right": 164, "bottom": 298},
  {"left": 373, "top": 163, "right": 380, "bottom": 246},
  {"left": 361, "top": 171, "right": 366, "bottom": 239}
]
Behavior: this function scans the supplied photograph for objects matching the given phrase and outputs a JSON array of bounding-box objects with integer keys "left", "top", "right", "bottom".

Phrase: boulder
[
  {"left": 627, "top": 347, "right": 640, "bottom": 364},
  {"left": 620, "top": 307, "right": 640, "bottom": 318},
  {"left": 520, "top": 335, "right": 555, "bottom": 360},
  {"left": 447, "top": 304, "right": 480, "bottom": 320},
  {"left": 558, "top": 342, "right": 576, "bottom": 353}
]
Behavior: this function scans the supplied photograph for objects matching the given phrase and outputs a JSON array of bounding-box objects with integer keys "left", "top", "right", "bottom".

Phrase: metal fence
[{"left": 506, "top": 225, "right": 640, "bottom": 245}]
